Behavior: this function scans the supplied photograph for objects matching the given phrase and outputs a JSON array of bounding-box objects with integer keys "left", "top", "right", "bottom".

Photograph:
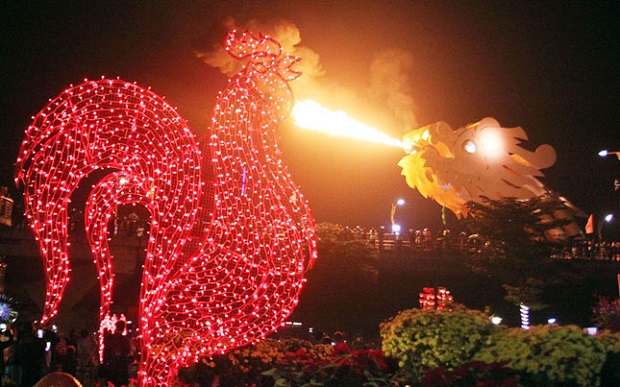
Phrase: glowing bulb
[
  {"left": 463, "top": 140, "right": 476, "bottom": 154},
  {"left": 478, "top": 128, "right": 504, "bottom": 159}
]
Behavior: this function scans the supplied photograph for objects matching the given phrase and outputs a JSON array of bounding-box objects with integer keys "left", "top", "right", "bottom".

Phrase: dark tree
[
  {"left": 464, "top": 194, "right": 575, "bottom": 309},
  {"left": 592, "top": 296, "right": 620, "bottom": 332}
]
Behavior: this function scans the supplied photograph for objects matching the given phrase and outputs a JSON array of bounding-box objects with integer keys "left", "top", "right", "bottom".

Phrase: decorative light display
[
  {"left": 520, "top": 303, "right": 530, "bottom": 330},
  {"left": 15, "top": 30, "right": 317, "bottom": 385},
  {"left": 98, "top": 313, "right": 127, "bottom": 362},
  {"left": 0, "top": 295, "right": 18, "bottom": 323},
  {"left": 419, "top": 286, "right": 453, "bottom": 311}
]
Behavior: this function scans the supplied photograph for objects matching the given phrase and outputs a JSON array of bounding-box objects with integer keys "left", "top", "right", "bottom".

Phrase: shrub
[
  {"left": 474, "top": 325, "right": 611, "bottom": 386},
  {"left": 380, "top": 305, "right": 497, "bottom": 383},
  {"left": 264, "top": 344, "right": 399, "bottom": 386},
  {"left": 178, "top": 338, "right": 333, "bottom": 386},
  {"left": 419, "top": 360, "right": 519, "bottom": 387}
]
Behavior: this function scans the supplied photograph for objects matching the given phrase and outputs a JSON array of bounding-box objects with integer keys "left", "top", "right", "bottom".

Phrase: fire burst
[{"left": 291, "top": 100, "right": 404, "bottom": 148}]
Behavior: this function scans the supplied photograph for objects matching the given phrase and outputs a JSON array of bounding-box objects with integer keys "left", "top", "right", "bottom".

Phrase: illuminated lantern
[
  {"left": 15, "top": 30, "right": 317, "bottom": 385},
  {"left": 419, "top": 286, "right": 453, "bottom": 311}
]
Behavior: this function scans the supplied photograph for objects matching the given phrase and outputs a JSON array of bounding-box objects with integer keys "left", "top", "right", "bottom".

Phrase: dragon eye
[{"left": 463, "top": 140, "right": 477, "bottom": 154}]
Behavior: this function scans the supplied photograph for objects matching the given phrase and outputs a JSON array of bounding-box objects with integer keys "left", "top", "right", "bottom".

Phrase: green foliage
[
  {"left": 316, "top": 222, "right": 346, "bottom": 242},
  {"left": 419, "top": 360, "right": 519, "bottom": 387},
  {"left": 0, "top": 378, "right": 17, "bottom": 387},
  {"left": 265, "top": 345, "right": 399, "bottom": 386},
  {"left": 379, "top": 305, "right": 497, "bottom": 383},
  {"left": 592, "top": 296, "right": 620, "bottom": 332},
  {"left": 474, "top": 324, "right": 614, "bottom": 386},
  {"left": 594, "top": 329, "right": 620, "bottom": 353}
]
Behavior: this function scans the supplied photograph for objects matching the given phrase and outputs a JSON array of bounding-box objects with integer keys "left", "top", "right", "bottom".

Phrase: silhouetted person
[
  {"left": 102, "top": 320, "right": 130, "bottom": 386},
  {"left": 0, "top": 323, "right": 14, "bottom": 379},
  {"left": 60, "top": 345, "right": 78, "bottom": 376},
  {"left": 76, "top": 329, "right": 98, "bottom": 386},
  {"left": 332, "top": 331, "right": 350, "bottom": 354},
  {"left": 13, "top": 322, "right": 46, "bottom": 387}
]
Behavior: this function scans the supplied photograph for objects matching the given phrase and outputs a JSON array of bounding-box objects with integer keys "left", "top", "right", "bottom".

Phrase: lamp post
[
  {"left": 598, "top": 150, "right": 620, "bottom": 160},
  {"left": 390, "top": 199, "right": 405, "bottom": 235}
]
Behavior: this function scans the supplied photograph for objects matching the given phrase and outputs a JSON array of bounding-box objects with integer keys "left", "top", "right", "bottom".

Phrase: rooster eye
[{"left": 463, "top": 140, "right": 477, "bottom": 154}]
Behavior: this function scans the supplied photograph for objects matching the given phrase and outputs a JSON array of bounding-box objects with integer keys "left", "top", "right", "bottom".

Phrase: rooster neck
[{"left": 209, "top": 75, "right": 285, "bottom": 177}]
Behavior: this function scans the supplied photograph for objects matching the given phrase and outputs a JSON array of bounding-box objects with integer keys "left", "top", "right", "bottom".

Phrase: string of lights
[{"left": 15, "top": 30, "right": 317, "bottom": 385}]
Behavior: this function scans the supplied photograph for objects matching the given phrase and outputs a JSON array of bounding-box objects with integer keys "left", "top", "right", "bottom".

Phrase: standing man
[{"left": 102, "top": 320, "right": 130, "bottom": 386}]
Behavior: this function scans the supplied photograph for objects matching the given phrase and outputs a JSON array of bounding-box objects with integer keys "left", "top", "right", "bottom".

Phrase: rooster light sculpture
[{"left": 15, "top": 31, "right": 317, "bottom": 385}]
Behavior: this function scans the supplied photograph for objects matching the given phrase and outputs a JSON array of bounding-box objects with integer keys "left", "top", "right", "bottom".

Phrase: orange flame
[{"left": 291, "top": 100, "right": 404, "bottom": 148}]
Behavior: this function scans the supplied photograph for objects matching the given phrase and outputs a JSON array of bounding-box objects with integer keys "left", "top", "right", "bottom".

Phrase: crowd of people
[
  {"left": 0, "top": 320, "right": 135, "bottom": 387},
  {"left": 551, "top": 241, "right": 620, "bottom": 261},
  {"left": 339, "top": 225, "right": 620, "bottom": 261}
]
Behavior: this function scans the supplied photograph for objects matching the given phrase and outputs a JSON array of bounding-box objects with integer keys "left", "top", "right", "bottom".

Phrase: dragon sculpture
[
  {"left": 398, "top": 117, "right": 583, "bottom": 238},
  {"left": 15, "top": 31, "right": 317, "bottom": 385}
]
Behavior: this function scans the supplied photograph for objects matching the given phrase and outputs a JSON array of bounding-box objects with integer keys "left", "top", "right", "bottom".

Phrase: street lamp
[
  {"left": 598, "top": 149, "right": 620, "bottom": 159},
  {"left": 390, "top": 199, "right": 405, "bottom": 234}
]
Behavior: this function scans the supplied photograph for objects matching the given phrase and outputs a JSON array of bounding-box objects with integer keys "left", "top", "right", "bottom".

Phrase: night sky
[{"left": 2, "top": 1, "right": 619, "bottom": 232}]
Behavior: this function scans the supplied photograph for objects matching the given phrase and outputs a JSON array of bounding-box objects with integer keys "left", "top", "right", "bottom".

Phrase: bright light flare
[
  {"left": 478, "top": 127, "right": 505, "bottom": 159},
  {"left": 292, "top": 100, "right": 404, "bottom": 148}
]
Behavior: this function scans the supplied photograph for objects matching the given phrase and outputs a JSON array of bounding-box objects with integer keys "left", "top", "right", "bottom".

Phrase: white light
[
  {"left": 463, "top": 140, "right": 477, "bottom": 154},
  {"left": 604, "top": 214, "right": 613, "bottom": 222},
  {"left": 520, "top": 304, "right": 530, "bottom": 330},
  {"left": 598, "top": 150, "right": 609, "bottom": 157},
  {"left": 547, "top": 318, "right": 557, "bottom": 324},
  {"left": 478, "top": 128, "right": 504, "bottom": 159},
  {"left": 392, "top": 224, "right": 401, "bottom": 235},
  {"left": 396, "top": 199, "right": 405, "bottom": 206},
  {"left": 584, "top": 327, "right": 598, "bottom": 335},
  {"left": 491, "top": 316, "right": 502, "bottom": 325}
]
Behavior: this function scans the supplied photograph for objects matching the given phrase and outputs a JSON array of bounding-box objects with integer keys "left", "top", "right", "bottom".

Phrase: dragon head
[{"left": 398, "top": 117, "right": 557, "bottom": 217}]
